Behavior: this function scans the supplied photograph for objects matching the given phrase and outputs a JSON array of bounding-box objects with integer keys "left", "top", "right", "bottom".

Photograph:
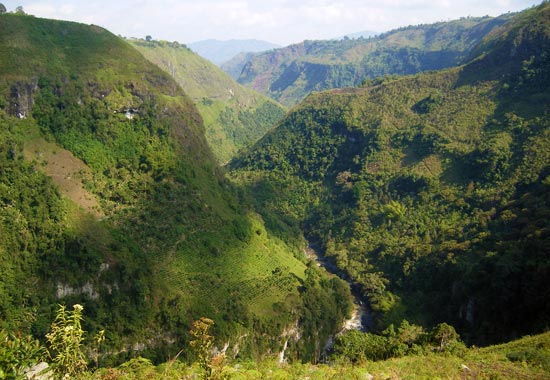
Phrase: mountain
[
  {"left": 130, "top": 39, "right": 286, "bottom": 163},
  {"left": 188, "top": 39, "right": 280, "bottom": 65},
  {"left": 0, "top": 13, "right": 351, "bottom": 363},
  {"left": 237, "top": 15, "right": 513, "bottom": 106},
  {"left": 220, "top": 51, "right": 258, "bottom": 80},
  {"left": 231, "top": 1, "right": 550, "bottom": 346}
]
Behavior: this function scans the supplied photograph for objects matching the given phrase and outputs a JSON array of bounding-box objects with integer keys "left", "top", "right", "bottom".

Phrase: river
[
  {"left": 304, "top": 243, "right": 371, "bottom": 332},
  {"left": 279, "top": 243, "right": 371, "bottom": 363}
]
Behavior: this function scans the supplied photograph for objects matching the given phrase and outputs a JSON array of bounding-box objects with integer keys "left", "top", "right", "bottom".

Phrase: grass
[
  {"left": 84, "top": 332, "right": 550, "bottom": 379},
  {"left": 224, "top": 333, "right": 550, "bottom": 379}
]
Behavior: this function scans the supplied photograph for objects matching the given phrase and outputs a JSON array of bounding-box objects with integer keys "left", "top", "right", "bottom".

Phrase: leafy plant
[
  {"left": 190, "top": 317, "right": 230, "bottom": 380},
  {"left": 46, "top": 304, "right": 87, "bottom": 377},
  {"left": 0, "top": 330, "right": 45, "bottom": 380}
]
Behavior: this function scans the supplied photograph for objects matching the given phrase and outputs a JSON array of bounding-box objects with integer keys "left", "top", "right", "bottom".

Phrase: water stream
[
  {"left": 280, "top": 242, "right": 371, "bottom": 363},
  {"left": 304, "top": 243, "right": 371, "bottom": 332}
]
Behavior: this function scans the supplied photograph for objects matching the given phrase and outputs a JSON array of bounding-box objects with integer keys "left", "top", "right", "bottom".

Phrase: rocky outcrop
[{"left": 9, "top": 80, "right": 38, "bottom": 118}]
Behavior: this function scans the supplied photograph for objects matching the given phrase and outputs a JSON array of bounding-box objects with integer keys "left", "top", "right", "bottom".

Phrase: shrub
[
  {"left": 46, "top": 304, "right": 87, "bottom": 377},
  {"left": 0, "top": 330, "right": 45, "bottom": 380}
]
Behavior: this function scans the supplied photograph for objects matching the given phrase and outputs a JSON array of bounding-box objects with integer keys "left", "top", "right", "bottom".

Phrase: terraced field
[{"left": 155, "top": 213, "right": 306, "bottom": 319}]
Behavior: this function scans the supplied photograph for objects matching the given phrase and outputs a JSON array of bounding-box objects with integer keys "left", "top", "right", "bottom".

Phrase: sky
[{"left": 4, "top": 0, "right": 540, "bottom": 46}]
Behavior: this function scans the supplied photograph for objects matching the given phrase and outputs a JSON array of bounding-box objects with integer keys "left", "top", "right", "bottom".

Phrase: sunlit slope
[{"left": 131, "top": 39, "right": 286, "bottom": 163}]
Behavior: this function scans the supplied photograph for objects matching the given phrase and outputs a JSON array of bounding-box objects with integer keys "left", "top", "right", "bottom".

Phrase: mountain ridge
[
  {"left": 130, "top": 38, "right": 286, "bottom": 163},
  {"left": 0, "top": 13, "right": 351, "bottom": 363},
  {"left": 231, "top": 1, "right": 550, "bottom": 345},
  {"left": 236, "top": 14, "right": 514, "bottom": 106}
]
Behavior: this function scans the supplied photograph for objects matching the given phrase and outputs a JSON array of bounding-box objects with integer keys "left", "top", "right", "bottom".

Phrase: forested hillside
[
  {"left": 237, "top": 14, "right": 513, "bottom": 106},
  {"left": 0, "top": 13, "right": 351, "bottom": 364},
  {"left": 131, "top": 39, "right": 285, "bottom": 163},
  {"left": 232, "top": 1, "right": 550, "bottom": 345}
]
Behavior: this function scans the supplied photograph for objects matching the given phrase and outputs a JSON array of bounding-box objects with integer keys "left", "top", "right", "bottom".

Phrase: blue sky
[{"left": 4, "top": 0, "right": 540, "bottom": 45}]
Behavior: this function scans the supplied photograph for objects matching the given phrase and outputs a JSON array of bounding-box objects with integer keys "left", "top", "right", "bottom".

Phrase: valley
[
  {"left": 1, "top": 1, "right": 550, "bottom": 379},
  {"left": 129, "top": 38, "right": 286, "bottom": 163}
]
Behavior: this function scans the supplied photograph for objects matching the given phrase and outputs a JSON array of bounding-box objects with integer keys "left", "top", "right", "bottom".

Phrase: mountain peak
[{"left": 188, "top": 38, "right": 281, "bottom": 65}]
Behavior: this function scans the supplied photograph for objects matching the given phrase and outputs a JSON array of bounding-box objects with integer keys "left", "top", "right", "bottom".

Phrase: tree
[
  {"left": 382, "top": 200, "right": 406, "bottom": 222},
  {"left": 145, "top": 35, "right": 152, "bottom": 42},
  {"left": 15, "top": 6, "right": 25, "bottom": 15},
  {"left": 431, "top": 322, "right": 459, "bottom": 352},
  {"left": 0, "top": 4, "right": 7, "bottom": 14}
]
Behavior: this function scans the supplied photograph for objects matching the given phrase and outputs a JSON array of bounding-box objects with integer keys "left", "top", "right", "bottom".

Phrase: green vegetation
[
  {"left": 332, "top": 321, "right": 465, "bottom": 363},
  {"left": 46, "top": 304, "right": 87, "bottom": 377},
  {"left": 2, "top": 307, "right": 549, "bottom": 379},
  {"left": 238, "top": 14, "right": 513, "bottom": 106},
  {"left": 0, "top": 330, "right": 45, "bottom": 380},
  {"left": 0, "top": 13, "right": 351, "bottom": 364},
  {"left": 130, "top": 38, "right": 286, "bottom": 163},
  {"left": 1, "top": 1, "right": 550, "bottom": 375},
  {"left": 232, "top": 1, "right": 550, "bottom": 347}
]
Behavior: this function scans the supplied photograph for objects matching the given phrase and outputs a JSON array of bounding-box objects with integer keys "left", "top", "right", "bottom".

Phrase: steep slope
[
  {"left": 188, "top": 39, "right": 280, "bottom": 65},
  {"left": 0, "top": 14, "right": 351, "bottom": 363},
  {"left": 231, "top": 2, "right": 550, "bottom": 345},
  {"left": 237, "top": 15, "right": 512, "bottom": 106},
  {"left": 221, "top": 51, "right": 258, "bottom": 80},
  {"left": 130, "top": 39, "right": 286, "bottom": 163}
]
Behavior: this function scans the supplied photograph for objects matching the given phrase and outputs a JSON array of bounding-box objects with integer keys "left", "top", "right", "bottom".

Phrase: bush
[{"left": 0, "top": 330, "right": 45, "bottom": 380}]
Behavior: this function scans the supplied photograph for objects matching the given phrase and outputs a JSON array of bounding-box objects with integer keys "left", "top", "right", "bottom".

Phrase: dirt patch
[{"left": 23, "top": 138, "right": 103, "bottom": 217}]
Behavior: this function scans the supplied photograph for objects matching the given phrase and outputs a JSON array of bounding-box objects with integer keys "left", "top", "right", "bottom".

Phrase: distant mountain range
[
  {"left": 188, "top": 38, "right": 280, "bottom": 65},
  {"left": 219, "top": 31, "right": 379, "bottom": 82},
  {"left": 236, "top": 15, "right": 514, "bottom": 106}
]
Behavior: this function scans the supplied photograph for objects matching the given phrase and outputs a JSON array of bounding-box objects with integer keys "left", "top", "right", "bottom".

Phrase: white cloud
[
  {"left": 59, "top": 3, "right": 75, "bottom": 15},
  {"left": 17, "top": 0, "right": 540, "bottom": 45},
  {"left": 25, "top": 3, "right": 57, "bottom": 17}
]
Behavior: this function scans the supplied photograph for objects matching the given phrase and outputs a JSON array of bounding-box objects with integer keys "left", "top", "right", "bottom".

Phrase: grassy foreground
[{"left": 82, "top": 332, "right": 550, "bottom": 379}]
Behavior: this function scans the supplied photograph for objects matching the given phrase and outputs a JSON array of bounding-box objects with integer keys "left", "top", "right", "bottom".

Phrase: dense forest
[{"left": 232, "top": 1, "right": 550, "bottom": 346}]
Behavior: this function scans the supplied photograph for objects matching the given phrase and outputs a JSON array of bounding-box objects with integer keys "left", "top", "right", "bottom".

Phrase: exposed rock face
[
  {"left": 56, "top": 281, "right": 99, "bottom": 299},
  {"left": 9, "top": 80, "right": 38, "bottom": 118}
]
